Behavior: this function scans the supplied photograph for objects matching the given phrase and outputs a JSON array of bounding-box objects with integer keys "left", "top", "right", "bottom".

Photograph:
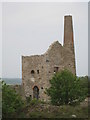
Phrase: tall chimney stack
[
  {"left": 63, "top": 15, "right": 76, "bottom": 75},
  {"left": 64, "top": 15, "right": 74, "bottom": 52}
]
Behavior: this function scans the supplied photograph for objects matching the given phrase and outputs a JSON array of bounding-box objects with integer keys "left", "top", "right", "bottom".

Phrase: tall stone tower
[{"left": 63, "top": 15, "right": 76, "bottom": 75}]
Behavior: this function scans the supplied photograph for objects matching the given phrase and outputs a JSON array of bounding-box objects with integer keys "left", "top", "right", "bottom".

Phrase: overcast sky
[{"left": 1, "top": 2, "right": 88, "bottom": 78}]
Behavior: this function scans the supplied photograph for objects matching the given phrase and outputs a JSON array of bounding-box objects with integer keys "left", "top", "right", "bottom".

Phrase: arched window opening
[{"left": 31, "top": 70, "right": 35, "bottom": 74}]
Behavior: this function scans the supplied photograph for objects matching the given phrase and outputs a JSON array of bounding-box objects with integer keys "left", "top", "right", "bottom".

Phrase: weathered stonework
[{"left": 22, "top": 15, "right": 76, "bottom": 101}]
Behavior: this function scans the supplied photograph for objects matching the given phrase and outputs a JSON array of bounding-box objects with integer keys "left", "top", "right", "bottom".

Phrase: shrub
[
  {"left": 29, "top": 98, "right": 39, "bottom": 106},
  {"left": 29, "top": 99, "right": 46, "bottom": 106},
  {"left": 2, "top": 81, "right": 24, "bottom": 118},
  {"left": 46, "top": 69, "right": 88, "bottom": 105}
]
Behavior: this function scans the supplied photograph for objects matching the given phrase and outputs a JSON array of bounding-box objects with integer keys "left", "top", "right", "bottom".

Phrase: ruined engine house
[{"left": 22, "top": 15, "right": 76, "bottom": 101}]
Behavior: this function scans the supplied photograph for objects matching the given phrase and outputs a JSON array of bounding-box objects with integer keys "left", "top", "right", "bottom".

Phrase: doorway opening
[{"left": 33, "top": 86, "right": 39, "bottom": 99}]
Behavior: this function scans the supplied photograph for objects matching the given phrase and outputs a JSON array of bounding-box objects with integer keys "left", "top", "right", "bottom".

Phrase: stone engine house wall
[{"left": 22, "top": 15, "right": 76, "bottom": 101}]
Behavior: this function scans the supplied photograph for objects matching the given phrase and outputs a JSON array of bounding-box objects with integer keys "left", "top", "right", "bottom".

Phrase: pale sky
[{"left": 1, "top": 2, "right": 88, "bottom": 78}]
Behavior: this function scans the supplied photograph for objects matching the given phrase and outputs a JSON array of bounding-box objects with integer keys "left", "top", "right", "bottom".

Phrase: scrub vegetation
[{"left": 1, "top": 70, "right": 88, "bottom": 119}]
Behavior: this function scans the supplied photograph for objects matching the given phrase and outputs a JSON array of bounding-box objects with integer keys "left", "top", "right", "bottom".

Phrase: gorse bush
[
  {"left": 29, "top": 99, "right": 40, "bottom": 106},
  {"left": 46, "top": 69, "right": 88, "bottom": 106},
  {"left": 2, "top": 81, "right": 24, "bottom": 118},
  {"left": 28, "top": 98, "right": 46, "bottom": 106}
]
